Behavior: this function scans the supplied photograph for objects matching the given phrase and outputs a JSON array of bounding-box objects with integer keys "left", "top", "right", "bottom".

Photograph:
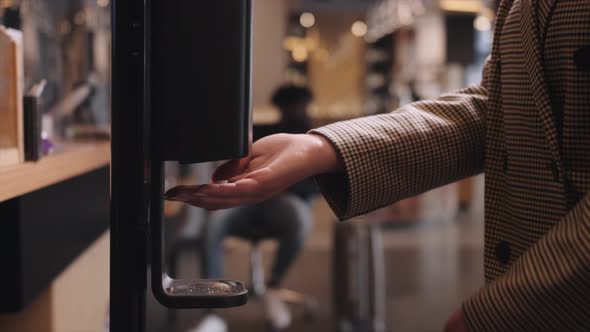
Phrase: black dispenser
[
  {"left": 148, "top": 1, "right": 252, "bottom": 308},
  {"left": 150, "top": 1, "right": 252, "bottom": 163},
  {"left": 111, "top": 1, "right": 251, "bottom": 329}
]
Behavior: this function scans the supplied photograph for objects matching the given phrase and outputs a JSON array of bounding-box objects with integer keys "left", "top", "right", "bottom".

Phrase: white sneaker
[
  {"left": 263, "top": 289, "right": 291, "bottom": 330},
  {"left": 187, "top": 314, "right": 228, "bottom": 332}
]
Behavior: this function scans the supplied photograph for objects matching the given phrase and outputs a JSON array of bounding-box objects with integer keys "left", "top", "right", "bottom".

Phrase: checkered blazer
[{"left": 311, "top": 0, "right": 590, "bottom": 330}]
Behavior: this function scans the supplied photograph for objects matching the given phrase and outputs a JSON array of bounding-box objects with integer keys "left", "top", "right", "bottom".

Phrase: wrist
[{"left": 304, "top": 133, "right": 342, "bottom": 175}]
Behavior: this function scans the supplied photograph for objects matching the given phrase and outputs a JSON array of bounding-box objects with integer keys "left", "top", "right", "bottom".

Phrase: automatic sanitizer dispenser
[
  {"left": 150, "top": 1, "right": 252, "bottom": 163},
  {"left": 111, "top": 2, "right": 252, "bottom": 327},
  {"left": 147, "top": 0, "right": 252, "bottom": 308}
]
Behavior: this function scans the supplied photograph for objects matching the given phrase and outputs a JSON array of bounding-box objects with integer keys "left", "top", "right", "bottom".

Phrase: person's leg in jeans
[
  {"left": 201, "top": 205, "right": 261, "bottom": 278},
  {"left": 253, "top": 193, "right": 313, "bottom": 330},
  {"left": 196, "top": 194, "right": 312, "bottom": 331},
  {"left": 260, "top": 194, "right": 313, "bottom": 288},
  {"left": 190, "top": 206, "right": 261, "bottom": 332},
  {"left": 202, "top": 194, "right": 312, "bottom": 282}
]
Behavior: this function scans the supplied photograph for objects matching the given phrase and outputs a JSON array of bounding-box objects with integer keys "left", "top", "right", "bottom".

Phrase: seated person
[{"left": 191, "top": 85, "right": 317, "bottom": 332}]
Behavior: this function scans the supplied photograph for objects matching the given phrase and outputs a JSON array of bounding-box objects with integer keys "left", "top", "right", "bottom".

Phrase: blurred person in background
[
  {"left": 187, "top": 85, "right": 317, "bottom": 332},
  {"left": 167, "top": 1, "right": 590, "bottom": 331}
]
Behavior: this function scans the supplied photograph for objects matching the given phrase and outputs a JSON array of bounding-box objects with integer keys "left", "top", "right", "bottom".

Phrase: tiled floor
[{"left": 147, "top": 181, "right": 485, "bottom": 332}]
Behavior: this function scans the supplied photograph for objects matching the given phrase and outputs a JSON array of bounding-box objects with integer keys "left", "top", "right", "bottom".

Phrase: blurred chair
[
  {"left": 166, "top": 213, "right": 319, "bottom": 331},
  {"left": 166, "top": 197, "right": 319, "bottom": 332},
  {"left": 244, "top": 230, "right": 319, "bottom": 329}
]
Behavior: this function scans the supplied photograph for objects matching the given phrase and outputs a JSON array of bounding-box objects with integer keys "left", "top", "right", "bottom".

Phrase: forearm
[{"left": 311, "top": 84, "right": 489, "bottom": 220}]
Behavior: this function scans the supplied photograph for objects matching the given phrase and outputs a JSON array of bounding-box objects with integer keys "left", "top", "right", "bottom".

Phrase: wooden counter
[
  {"left": 0, "top": 232, "right": 110, "bottom": 332},
  {"left": 0, "top": 141, "right": 110, "bottom": 203},
  {"left": 0, "top": 144, "right": 110, "bottom": 313}
]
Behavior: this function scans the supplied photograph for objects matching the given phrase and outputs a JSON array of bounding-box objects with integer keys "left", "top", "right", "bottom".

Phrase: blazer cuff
[{"left": 308, "top": 127, "right": 355, "bottom": 220}]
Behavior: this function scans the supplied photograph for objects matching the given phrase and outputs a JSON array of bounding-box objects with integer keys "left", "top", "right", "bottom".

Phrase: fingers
[
  {"left": 165, "top": 188, "right": 265, "bottom": 210},
  {"left": 183, "top": 196, "right": 265, "bottom": 210},
  {"left": 199, "top": 181, "right": 257, "bottom": 197},
  {"left": 165, "top": 161, "right": 282, "bottom": 210},
  {"left": 164, "top": 184, "right": 207, "bottom": 198},
  {"left": 166, "top": 180, "right": 259, "bottom": 198},
  {"left": 211, "top": 157, "right": 252, "bottom": 183},
  {"left": 164, "top": 179, "right": 270, "bottom": 210}
]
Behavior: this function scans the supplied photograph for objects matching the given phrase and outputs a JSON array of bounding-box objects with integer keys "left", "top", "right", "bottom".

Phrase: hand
[
  {"left": 444, "top": 308, "right": 469, "bottom": 332},
  {"left": 164, "top": 133, "right": 341, "bottom": 210}
]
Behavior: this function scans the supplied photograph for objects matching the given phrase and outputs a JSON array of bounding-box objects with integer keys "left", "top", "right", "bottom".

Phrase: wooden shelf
[{"left": 0, "top": 141, "right": 110, "bottom": 202}]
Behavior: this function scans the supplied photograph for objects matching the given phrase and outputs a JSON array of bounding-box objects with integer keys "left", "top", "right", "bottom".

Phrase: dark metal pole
[{"left": 110, "top": 0, "right": 147, "bottom": 331}]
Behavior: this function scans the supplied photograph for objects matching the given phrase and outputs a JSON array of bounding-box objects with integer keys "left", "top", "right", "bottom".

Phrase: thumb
[{"left": 211, "top": 157, "right": 251, "bottom": 183}]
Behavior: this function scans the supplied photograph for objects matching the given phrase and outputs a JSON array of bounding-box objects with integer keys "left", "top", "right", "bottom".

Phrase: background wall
[
  {"left": 308, "top": 13, "right": 366, "bottom": 120},
  {"left": 252, "top": 0, "right": 288, "bottom": 107}
]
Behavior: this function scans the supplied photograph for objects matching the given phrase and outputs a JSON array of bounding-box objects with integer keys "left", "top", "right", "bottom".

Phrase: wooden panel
[
  {"left": 0, "top": 167, "right": 110, "bottom": 312},
  {"left": 51, "top": 231, "right": 109, "bottom": 332},
  {"left": 0, "top": 289, "right": 54, "bottom": 332},
  {"left": 0, "top": 26, "right": 24, "bottom": 167},
  {"left": 0, "top": 232, "right": 109, "bottom": 332},
  {"left": 0, "top": 141, "right": 110, "bottom": 202}
]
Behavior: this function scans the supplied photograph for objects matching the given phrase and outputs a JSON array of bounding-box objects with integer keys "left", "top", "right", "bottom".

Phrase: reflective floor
[{"left": 147, "top": 180, "right": 485, "bottom": 332}]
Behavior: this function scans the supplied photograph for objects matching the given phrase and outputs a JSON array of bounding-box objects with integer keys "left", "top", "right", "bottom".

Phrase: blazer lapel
[
  {"left": 519, "top": 0, "right": 562, "bottom": 165},
  {"left": 535, "top": 0, "right": 558, "bottom": 42}
]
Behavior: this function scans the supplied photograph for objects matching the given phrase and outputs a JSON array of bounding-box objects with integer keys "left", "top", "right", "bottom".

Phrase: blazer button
[
  {"left": 574, "top": 46, "right": 590, "bottom": 71},
  {"left": 495, "top": 241, "right": 511, "bottom": 264},
  {"left": 547, "top": 161, "right": 560, "bottom": 183}
]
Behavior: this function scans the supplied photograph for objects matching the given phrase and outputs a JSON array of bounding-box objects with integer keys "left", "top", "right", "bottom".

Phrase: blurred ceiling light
[
  {"left": 283, "top": 36, "right": 300, "bottom": 51},
  {"left": 440, "top": 0, "right": 482, "bottom": 13},
  {"left": 473, "top": 14, "right": 491, "bottom": 31},
  {"left": 300, "top": 12, "right": 315, "bottom": 28},
  {"left": 351, "top": 21, "right": 368, "bottom": 37},
  {"left": 284, "top": 36, "right": 318, "bottom": 53},
  {"left": 292, "top": 45, "right": 309, "bottom": 62},
  {"left": 97, "top": 0, "right": 110, "bottom": 7}
]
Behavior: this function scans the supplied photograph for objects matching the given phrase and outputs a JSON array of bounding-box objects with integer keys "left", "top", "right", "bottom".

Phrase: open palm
[{"left": 164, "top": 133, "right": 340, "bottom": 210}]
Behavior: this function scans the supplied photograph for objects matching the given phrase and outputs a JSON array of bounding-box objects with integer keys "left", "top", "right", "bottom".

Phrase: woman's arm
[{"left": 164, "top": 133, "right": 341, "bottom": 210}]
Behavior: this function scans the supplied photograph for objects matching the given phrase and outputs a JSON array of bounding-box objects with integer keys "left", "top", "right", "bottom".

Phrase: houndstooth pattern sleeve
[{"left": 310, "top": 84, "right": 489, "bottom": 220}]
